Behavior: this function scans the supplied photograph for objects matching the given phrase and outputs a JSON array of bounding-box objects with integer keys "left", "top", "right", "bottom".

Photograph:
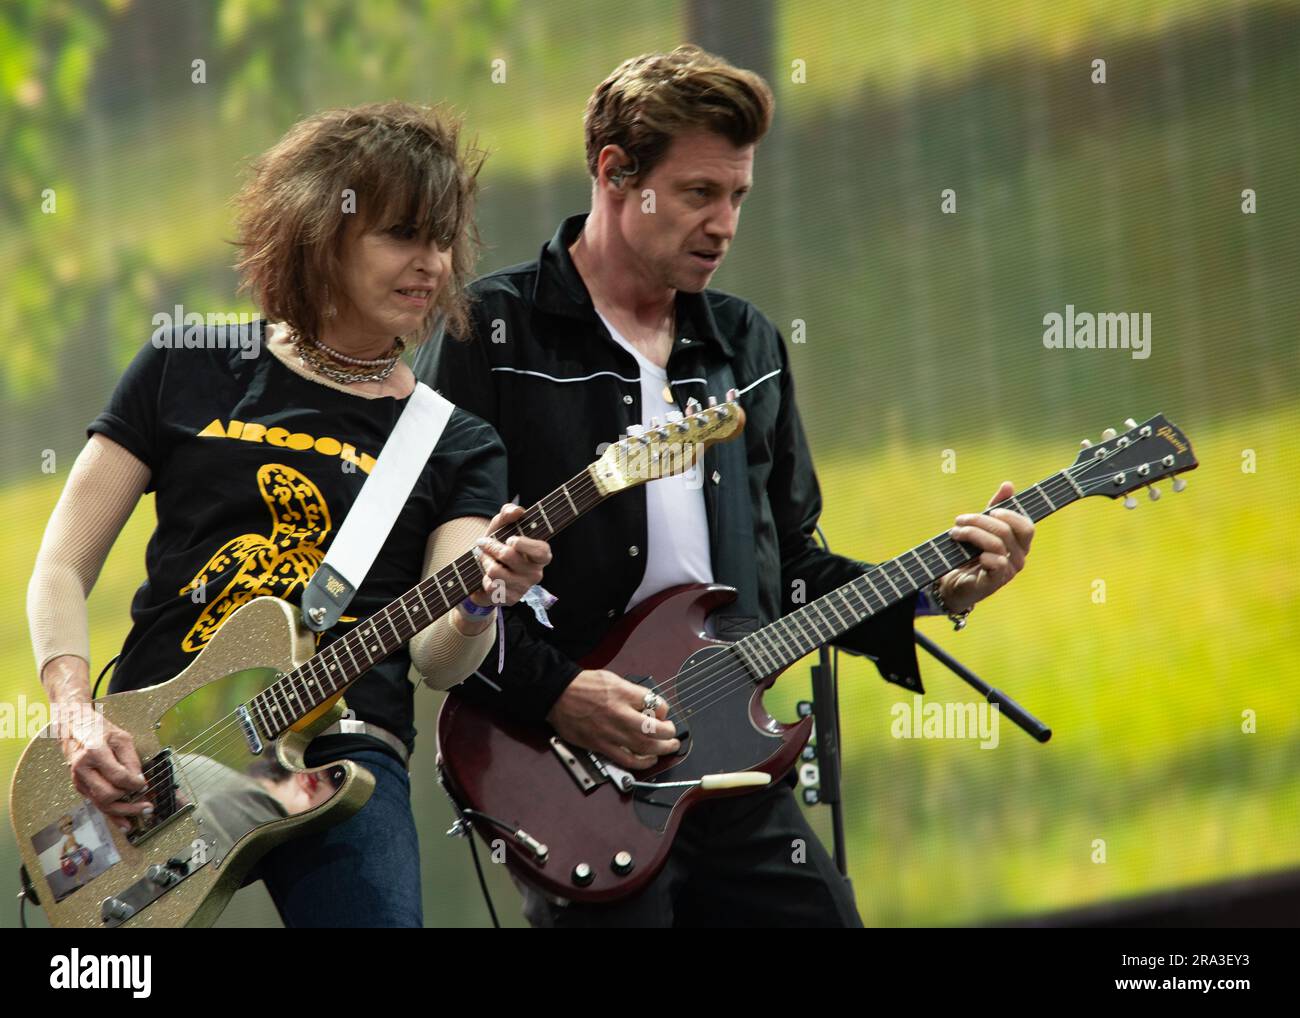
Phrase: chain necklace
[{"left": 290, "top": 331, "right": 405, "bottom": 384}]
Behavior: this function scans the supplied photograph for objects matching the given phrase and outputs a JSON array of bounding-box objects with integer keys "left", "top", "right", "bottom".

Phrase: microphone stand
[{"left": 804, "top": 527, "right": 1052, "bottom": 879}]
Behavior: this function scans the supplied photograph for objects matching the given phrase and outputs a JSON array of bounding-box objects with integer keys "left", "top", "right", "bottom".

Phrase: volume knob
[{"left": 571, "top": 862, "right": 594, "bottom": 887}]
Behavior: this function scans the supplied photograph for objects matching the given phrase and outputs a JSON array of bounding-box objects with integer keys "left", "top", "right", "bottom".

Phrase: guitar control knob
[
  {"left": 571, "top": 862, "right": 594, "bottom": 887},
  {"left": 101, "top": 897, "right": 133, "bottom": 922},
  {"left": 611, "top": 851, "right": 634, "bottom": 875},
  {"left": 801, "top": 744, "right": 817, "bottom": 761},
  {"left": 802, "top": 787, "right": 820, "bottom": 806}
]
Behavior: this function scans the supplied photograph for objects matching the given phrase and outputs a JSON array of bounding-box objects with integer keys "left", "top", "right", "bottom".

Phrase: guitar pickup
[{"left": 549, "top": 737, "right": 601, "bottom": 793}]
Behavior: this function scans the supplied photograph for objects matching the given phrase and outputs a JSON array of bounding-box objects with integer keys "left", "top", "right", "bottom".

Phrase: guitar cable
[
  {"left": 461, "top": 815, "right": 502, "bottom": 929},
  {"left": 91, "top": 653, "right": 119, "bottom": 698}
]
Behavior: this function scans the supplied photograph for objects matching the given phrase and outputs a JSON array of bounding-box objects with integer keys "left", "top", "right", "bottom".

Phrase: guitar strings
[
  {"left": 127, "top": 450, "right": 1087, "bottom": 803},
  {"left": 120, "top": 431, "right": 1135, "bottom": 809}
]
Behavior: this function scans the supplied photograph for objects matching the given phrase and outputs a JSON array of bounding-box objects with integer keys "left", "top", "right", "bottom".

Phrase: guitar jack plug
[{"left": 451, "top": 808, "right": 549, "bottom": 864}]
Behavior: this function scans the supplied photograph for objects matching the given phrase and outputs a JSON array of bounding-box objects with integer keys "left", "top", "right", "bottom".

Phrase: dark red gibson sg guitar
[{"left": 437, "top": 414, "right": 1197, "bottom": 903}]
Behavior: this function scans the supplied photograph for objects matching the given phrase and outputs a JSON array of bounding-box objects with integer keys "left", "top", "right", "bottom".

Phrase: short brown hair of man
[
  {"left": 583, "top": 44, "right": 775, "bottom": 185},
  {"left": 234, "top": 100, "right": 487, "bottom": 345}
]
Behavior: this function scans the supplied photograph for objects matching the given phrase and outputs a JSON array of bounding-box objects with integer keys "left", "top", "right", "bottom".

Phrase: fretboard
[
  {"left": 732, "top": 469, "right": 1085, "bottom": 679},
  {"left": 247, "top": 466, "right": 606, "bottom": 739}
]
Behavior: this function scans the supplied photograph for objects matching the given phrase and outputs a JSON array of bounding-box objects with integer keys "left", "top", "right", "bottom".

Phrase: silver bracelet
[{"left": 929, "top": 578, "right": 972, "bottom": 631}]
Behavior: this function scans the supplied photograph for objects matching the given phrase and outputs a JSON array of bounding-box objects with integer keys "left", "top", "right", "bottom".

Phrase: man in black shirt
[{"left": 413, "top": 45, "right": 1035, "bottom": 926}]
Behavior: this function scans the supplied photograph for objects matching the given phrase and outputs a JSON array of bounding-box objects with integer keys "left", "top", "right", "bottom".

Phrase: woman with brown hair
[{"left": 26, "top": 101, "right": 549, "bottom": 926}]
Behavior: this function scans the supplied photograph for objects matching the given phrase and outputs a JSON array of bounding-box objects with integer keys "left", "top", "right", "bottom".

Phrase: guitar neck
[
  {"left": 732, "top": 469, "right": 1085, "bottom": 678},
  {"left": 252, "top": 465, "right": 607, "bottom": 738}
]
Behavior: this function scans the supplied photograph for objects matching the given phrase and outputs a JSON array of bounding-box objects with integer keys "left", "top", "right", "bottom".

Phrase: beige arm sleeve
[
  {"left": 27, "top": 434, "right": 151, "bottom": 679},
  {"left": 408, "top": 515, "right": 498, "bottom": 691}
]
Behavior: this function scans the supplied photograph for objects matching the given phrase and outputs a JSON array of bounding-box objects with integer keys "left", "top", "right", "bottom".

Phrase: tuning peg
[
  {"left": 1080, "top": 438, "right": 1093, "bottom": 449},
  {"left": 665, "top": 410, "right": 683, "bottom": 424},
  {"left": 1123, "top": 495, "right": 1138, "bottom": 509},
  {"left": 707, "top": 395, "right": 718, "bottom": 408},
  {"left": 1172, "top": 477, "right": 1187, "bottom": 493},
  {"left": 1147, "top": 485, "right": 1160, "bottom": 501},
  {"left": 726, "top": 388, "right": 739, "bottom": 402},
  {"left": 1101, "top": 428, "right": 1118, "bottom": 441},
  {"left": 626, "top": 424, "right": 644, "bottom": 438},
  {"left": 685, "top": 398, "right": 702, "bottom": 415},
  {"left": 1124, "top": 418, "right": 1138, "bottom": 429},
  {"left": 649, "top": 416, "right": 662, "bottom": 429}
]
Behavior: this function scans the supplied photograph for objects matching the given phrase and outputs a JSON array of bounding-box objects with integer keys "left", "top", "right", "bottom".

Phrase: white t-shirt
[{"left": 596, "top": 310, "right": 714, "bottom": 612}]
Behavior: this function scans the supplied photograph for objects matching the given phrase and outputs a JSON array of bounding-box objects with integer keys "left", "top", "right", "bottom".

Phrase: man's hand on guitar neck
[
  {"left": 42, "top": 654, "right": 152, "bottom": 834},
  {"left": 546, "top": 669, "right": 681, "bottom": 771},
  {"left": 937, "top": 481, "right": 1036, "bottom": 614}
]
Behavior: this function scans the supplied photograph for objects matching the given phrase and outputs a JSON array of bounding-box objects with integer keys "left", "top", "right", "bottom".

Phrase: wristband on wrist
[{"left": 458, "top": 596, "right": 496, "bottom": 618}]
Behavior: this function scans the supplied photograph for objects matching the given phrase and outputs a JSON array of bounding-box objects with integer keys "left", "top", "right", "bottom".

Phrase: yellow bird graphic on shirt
[{"left": 178, "top": 463, "right": 355, "bottom": 652}]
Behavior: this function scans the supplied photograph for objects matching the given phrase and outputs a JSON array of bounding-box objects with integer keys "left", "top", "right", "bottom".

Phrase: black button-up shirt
[{"left": 410, "top": 213, "right": 924, "bottom": 722}]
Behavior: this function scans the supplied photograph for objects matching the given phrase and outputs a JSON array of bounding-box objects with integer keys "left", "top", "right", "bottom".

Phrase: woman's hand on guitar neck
[
  {"left": 43, "top": 655, "right": 152, "bottom": 834},
  {"left": 546, "top": 669, "right": 680, "bottom": 771}
]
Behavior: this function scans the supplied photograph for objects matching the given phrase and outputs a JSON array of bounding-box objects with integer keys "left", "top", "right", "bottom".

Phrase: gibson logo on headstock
[{"left": 1156, "top": 424, "right": 1187, "bottom": 455}]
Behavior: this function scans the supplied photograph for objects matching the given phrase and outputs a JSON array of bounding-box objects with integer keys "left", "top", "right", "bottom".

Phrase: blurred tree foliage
[
  {"left": 1, "top": 0, "right": 113, "bottom": 395},
  {"left": 0, "top": 0, "right": 518, "bottom": 399}
]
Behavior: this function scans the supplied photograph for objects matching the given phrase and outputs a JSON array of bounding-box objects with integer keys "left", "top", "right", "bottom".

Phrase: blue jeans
[{"left": 258, "top": 749, "right": 422, "bottom": 928}]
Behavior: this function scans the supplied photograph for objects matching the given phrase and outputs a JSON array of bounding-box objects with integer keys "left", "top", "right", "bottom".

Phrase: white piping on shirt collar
[
  {"left": 488, "top": 364, "right": 782, "bottom": 395},
  {"left": 735, "top": 368, "right": 781, "bottom": 397},
  {"left": 490, "top": 365, "right": 639, "bottom": 385}
]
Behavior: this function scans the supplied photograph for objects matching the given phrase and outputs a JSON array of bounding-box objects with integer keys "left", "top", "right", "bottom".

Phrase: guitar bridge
[{"left": 125, "top": 748, "right": 192, "bottom": 845}]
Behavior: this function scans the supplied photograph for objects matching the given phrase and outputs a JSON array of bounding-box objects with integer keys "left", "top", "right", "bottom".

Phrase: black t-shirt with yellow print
[{"left": 87, "top": 320, "right": 506, "bottom": 759}]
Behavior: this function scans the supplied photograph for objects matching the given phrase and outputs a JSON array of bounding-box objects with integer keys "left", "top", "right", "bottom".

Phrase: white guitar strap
[{"left": 301, "top": 381, "right": 455, "bottom": 633}]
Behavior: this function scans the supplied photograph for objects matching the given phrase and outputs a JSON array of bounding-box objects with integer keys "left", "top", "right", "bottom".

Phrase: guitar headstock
[
  {"left": 1069, "top": 414, "right": 1198, "bottom": 507},
  {"left": 592, "top": 392, "right": 747, "bottom": 495}
]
